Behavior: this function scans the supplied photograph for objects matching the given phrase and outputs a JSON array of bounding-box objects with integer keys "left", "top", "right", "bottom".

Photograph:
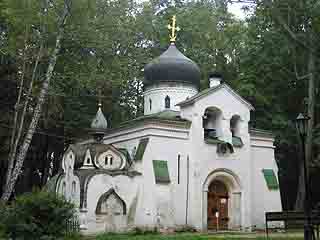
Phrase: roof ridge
[{"left": 176, "top": 83, "right": 254, "bottom": 110}]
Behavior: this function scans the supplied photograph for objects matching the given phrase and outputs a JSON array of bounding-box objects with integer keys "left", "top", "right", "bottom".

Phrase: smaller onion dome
[
  {"left": 90, "top": 103, "right": 108, "bottom": 141},
  {"left": 144, "top": 44, "right": 201, "bottom": 88}
]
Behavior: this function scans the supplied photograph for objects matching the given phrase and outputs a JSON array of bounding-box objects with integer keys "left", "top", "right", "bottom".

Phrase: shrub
[
  {"left": 129, "top": 226, "right": 159, "bottom": 235},
  {"left": 0, "top": 190, "right": 77, "bottom": 239}
]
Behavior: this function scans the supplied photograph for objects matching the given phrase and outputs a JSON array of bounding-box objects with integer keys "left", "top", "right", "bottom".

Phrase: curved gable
[{"left": 92, "top": 144, "right": 127, "bottom": 170}]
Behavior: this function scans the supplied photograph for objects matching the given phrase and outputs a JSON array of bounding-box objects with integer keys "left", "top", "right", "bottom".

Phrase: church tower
[{"left": 143, "top": 16, "right": 201, "bottom": 115}]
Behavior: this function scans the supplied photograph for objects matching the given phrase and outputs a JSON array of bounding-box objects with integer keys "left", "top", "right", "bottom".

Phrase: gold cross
[{"left": 167, "top": 15, "right": 180, "bottom": 43}]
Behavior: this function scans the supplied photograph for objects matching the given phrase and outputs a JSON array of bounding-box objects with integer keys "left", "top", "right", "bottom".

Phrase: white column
[
  {"left": 221, "top": 118, "right": 232, "bottom": 144},
  {"left": 231, "top": 192, "right": 242, "bottom": 230}
]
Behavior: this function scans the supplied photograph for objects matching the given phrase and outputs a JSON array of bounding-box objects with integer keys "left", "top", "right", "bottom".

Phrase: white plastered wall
[
  {"left": 59, "top": 150, "right": 81, "bottom": 207},
  {"left": 102, "top": 124, "right": 191, "bottom": 229},
  {"left": 144, "top": 83, "right": 198, "bottom": 115},
  {"left": 250, "top": 135, "right": 282, "bottom": 229},
  {"left": 180, "top": 86, "right": 253, "bottom": 231},
  {"left": 84, "top": 174, "right": 142, "bottom": 233}
]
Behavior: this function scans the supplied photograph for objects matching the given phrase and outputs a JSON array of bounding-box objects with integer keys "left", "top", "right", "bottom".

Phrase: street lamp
[{"left": 295, "top": 113, "right": 312, "bottom": 240}]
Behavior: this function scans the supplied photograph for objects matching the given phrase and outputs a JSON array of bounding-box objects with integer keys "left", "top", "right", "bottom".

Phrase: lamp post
[{"left": 295, "top": 113, "right": 312, "bottom": 240}]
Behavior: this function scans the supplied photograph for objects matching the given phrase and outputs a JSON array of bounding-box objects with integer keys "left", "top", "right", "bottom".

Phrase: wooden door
[{"left": 207, "top": 180, "right": 229, "bottom": 230}]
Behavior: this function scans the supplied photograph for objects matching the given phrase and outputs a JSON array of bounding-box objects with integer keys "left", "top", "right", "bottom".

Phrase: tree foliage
[{"left": 0, "top": 190, "right": 76, "bottom": 239}]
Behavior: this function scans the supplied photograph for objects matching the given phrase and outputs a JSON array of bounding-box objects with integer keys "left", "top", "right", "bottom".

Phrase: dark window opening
[
  {"left": 86, "top": 158, "right": 90, "bottom": 164},
  {"left": 110, "top": 156, "right": 113, "bottom": 165},
  {"left": 203, "top": 107, "right": 222, "bottom": 141},
  {"left": 230, "top": 115, "right": 241, "bottom": 137},
  {"left": 72, "top": 181, "right": 76, "bottom": 194},
  {"left": 149, "top": 99, "right": 152, "bottom": 111},
  {"left": 165, "top": 95, "right": 170, "bottom": 109},
  {"left": 105, "top": 156, "right": 108, "bottom": 165}
]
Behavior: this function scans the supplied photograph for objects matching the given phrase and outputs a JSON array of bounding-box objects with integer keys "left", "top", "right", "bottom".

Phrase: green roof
[
  {"left": 118, "top": 110, "right": 191, "bottom": 129},
  {"left": 205, "top": 137, "right": 225, "bottom": 145},
  {"left": 91, "top": 107, "right": 108, "bottom": 129},
  {"left": 118, "top": 148, "right": 131, "bottom": 162},
  {"left": 232, "top": 136, "right": 244, "bottom": 147},
  {"left": 134, "top": 138, "right": 149, "bottom": 161},
  {"left": 262, "top": 169, "right": 279, "bottom": 190},
  {"left": 152, "top": 160, "right": 170, "bottom": 184}
]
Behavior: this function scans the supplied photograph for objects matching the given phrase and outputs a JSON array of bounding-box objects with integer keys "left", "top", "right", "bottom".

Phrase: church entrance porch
[
  {"left": 95, "top": 189, "right": 127, "bottom": 232},
  {"left": 202, "top": 169, "right": 242, "bottom": 231},
  {"left": 207, "top": 180, "right": 229, "bottom": 230}
]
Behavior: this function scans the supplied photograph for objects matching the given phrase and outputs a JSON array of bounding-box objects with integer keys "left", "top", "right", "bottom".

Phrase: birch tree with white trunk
[{"left": 1, "top": 0, "right": 72, "bottom": 202}]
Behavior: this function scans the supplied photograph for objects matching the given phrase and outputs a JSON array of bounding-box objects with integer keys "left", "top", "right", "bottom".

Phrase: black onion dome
[{"left": 144, "top": 44, "right": 200, "bottom": 88}]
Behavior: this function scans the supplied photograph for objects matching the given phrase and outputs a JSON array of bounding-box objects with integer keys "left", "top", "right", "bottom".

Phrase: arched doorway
[
  {"left": 96, "top": 189, "right": 126, "bottom": 216},
  {"left": 202, "top": 169, "right": 242, "bottom": 231},
  {"left": 207, "top": 180, "right": 229, "bottom": 230},
  {"left": 95, "top": 189, "right": 127, "bottom": 232}
]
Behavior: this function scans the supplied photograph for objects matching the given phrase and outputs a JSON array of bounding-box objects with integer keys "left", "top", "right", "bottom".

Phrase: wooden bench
[{"left": 265, "top": 211, "right": 320, "bottom": 239}]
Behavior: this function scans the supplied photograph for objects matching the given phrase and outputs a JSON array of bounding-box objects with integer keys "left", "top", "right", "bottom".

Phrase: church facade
[{"left": 48, "top": 18, "right": 282, "bottom": 233}]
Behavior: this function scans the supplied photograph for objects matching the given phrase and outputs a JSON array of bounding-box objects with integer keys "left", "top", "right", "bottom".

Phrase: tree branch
[{"left": 1, "top": 0, "right": 71, "bottom": 202}]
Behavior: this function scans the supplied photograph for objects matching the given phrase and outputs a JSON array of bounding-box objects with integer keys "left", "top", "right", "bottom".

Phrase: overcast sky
[{"left": 228, "top": 2, "right": 253, "bottom": 19}]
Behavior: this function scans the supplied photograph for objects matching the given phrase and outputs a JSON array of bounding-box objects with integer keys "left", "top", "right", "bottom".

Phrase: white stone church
[{"left": 48, "top": 21, "right": 282, "bottom": 233}]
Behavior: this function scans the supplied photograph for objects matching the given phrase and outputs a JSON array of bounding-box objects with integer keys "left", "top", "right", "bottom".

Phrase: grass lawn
[{"left": 74, "top": 232, "right": 304, "bottom": 240}]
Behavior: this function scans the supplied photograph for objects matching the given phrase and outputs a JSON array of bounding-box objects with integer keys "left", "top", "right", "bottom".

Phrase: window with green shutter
[
  {"left": 262, "top": 169, "right": 279, "bottom": 190},
  {"left": 134, "top": 138, "right": 149, "bottom": 161},
  {"left": 153, "top": 160, "right": 170, "bottom": 184}
]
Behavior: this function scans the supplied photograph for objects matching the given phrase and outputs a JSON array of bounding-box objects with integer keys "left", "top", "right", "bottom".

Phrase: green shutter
[
  {"left": 153, "top": 160, "right": 170, "bottom": 184},
  {"left": 262, "top": 169, "right": 279, "bottom": 190},
  {"left": 134, "top": 138, "right": 149, "bottom": 161}
]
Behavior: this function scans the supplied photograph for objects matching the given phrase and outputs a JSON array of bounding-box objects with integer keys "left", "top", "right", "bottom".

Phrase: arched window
[
  {"left": 165, "top": 96, "right": 170, "bottom": 109},
  {"left": 104, "top": 155, "right": 113, "bottom": 165},
  {"left": 86, "top": 158, "right": 90, "bottom": 164},
  {"left": 230, "top": 115, "right": 243, "bottom": 147},
  {"left": 72, "top": 181, "right": 76, "bottom": 195},
  {"left": 149, "top": 99, "right": 152, "bottom": 111},
  {"left": 230, "top": 115, "right": 241, "bottom": 137},
  {"left": 203, "top": 107, "right": 223, "bottom": 140}
]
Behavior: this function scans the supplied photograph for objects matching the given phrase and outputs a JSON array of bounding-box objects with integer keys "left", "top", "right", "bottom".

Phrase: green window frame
[
  {"left": 134, "top": 138, "right": 149, "bottom": 161},
  {"left": 153, "top": 160, "right": 170, "bottom": 184},
  {"left": 262, "top": 169, "right": 279, "bottom": 190}
]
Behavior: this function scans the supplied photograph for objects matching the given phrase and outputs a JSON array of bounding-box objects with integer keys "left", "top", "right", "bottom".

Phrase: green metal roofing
[
  {"left": 118, "top": 110, "right": 191, "bottom": 129},
  {"left": 152, "top": 160, "right": 170, "bottom": 184},
  {"left": 205, "top": 137, "right": 225, "bottom": 145},
  {"left": 232, "top": 136, "right": 244, "bottom": 147},
  {"left": 134, "top": 138, "right": 149, "bottom": 161},
  {"left": 262, "top": 169, "right": 279, "bottom": 190},
  {"left": 91, "top": 106, "right": 108, "bottom": 130},
  {"left": 118, "top": 148, "right": 131, "bottom": 162}
]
